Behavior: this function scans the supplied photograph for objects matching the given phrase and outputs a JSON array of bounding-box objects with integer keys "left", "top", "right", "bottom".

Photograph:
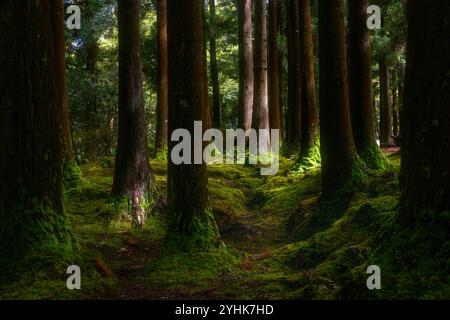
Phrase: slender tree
[
  {"left": 166, "top": 0, "right": 221, "bottom": 251},
  {"left": 252, "top": 0, "right": 270, "bottom": 152},
  {"left": 209, "top": 0, "right": 221, "bottom": 128},
  {"left": 379, "top": 55, "right": 394, "bottom": 147},
  {"left": 0, "top": 0, "right": 71, "bottom": 258},
  {"left": 348, "top": 0, "right": 388, "bottom": 169},
  {"left": 318, "top": 0, "right": 358, "bottom": 197},
  {"left": 399, "top": 1, "right": 450, "bottom": 227},
  {"left": 299, "top": 0, "right": 319, "bottom": 161},
  {"left": 238, "top": 0, "right": 254, "bottom": 134},
  {"left": 155, "top": 0, "right": 169, "bottom": 153},
  {"left": 286, "top": 0, "right": 302, "bottom": 147},
  {"left": 112, "top": 0, "right": 153, "bottom": 227},
  {"left": 268, "top": 0, "right": 281, "bottom": 133}
]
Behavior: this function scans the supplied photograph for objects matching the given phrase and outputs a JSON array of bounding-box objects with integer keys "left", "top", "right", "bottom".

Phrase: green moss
[
  {"left": 292, "top": 140, "right": 321, "bottom": 174},
  {"left": 359, "top": 146, "right": 391, "bottom": 171},
  {"left": 63, "top": 161, "right": 82, "bottom": 189},
  {"left": 164, "top": 208, "right": 224, "bottom": 253}
]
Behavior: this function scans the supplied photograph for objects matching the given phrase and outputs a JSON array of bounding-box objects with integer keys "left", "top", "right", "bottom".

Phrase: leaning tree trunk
[
  {"left": 379, "top": 56, "right": 394, "bottom": 147},
  {"left": 268, "top": 0, "right": 281, "bottom": 133},
  {"left": 252, "top": 0, "right": 270, "bottom": 153},
  {"left": 166, "top": 0, "right": 221, "bottom": 251},
  {"left": 299, "top": 0, "right": 319, "bottom": 161},
  {"left": 318, "top": 0, "right": 358, "bottom": 197},
  {"left": 155, "top": 0, "right": 169, "bottom": 153},
  {"left": 286, "top": 0, "right": 302, "bottom": 148},
  {"left": 348, "top": 0, "right": 387, "bottom": 169},
  {"left": 0, "top": 0, "right": 71, "bottom": 259},
  {"left": 399, "top": 1, "right": 450, "bottom": 227},
  {"left": 112, "top": 0, "right": 153, "bottom": 227},
  {"left": 238, "top": 0, "right": 254, "bottom": 134},
  {"left": 209, "top": 0, "right": 221, "bottom": 128}
]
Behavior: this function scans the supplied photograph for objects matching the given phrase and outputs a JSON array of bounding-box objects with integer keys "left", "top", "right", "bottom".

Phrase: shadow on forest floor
[{"left": 3, "top": 150, "right": 426, "bottom": 300}]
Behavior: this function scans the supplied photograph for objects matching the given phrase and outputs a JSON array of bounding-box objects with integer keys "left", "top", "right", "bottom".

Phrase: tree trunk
[
  {"left": 268, "top": 0, "right": 281, "bottom": 133},
  {"left": 379, "top": 56, "right": 394, "bottom": 147},
  {"left": 318, "top": 0, "right": 358, "bottom": 197},
  {"left": 0, "top": 0, "right": 71, "bottom": 258},
  {"left": 166, "top": 0, "right": 221, "bottom": 251},
  {"left": 238, "top": 0, "right": 254, "bottom": 134},
  {"left": 286, "top": 0, "right": 302, "bottom": 148},
  {"left": 299, "top": 0, "right": 319, "bottom": 159},
  {"left": 209, "top": 0, "right": 221, "bottom": 128},
  {"left": 112, "top": 0, "right": 153, "bottom": 227},
  {"left": 155, "top": 0, "right": 169, "bottom": 153},
  {"left": 348, "top": 0, "right": 387, "bottom": 169},
  {"left": 399, "top": 1, "right": 450, "bottom": 227},
  {"left": 252, "top": 0, "right": 270, "bottom": 153},
  {"left": 49, "top": 0, "right": 74, "bottom": 165},
  {"left": 391, "top": 68, "right": 399, "bottom": 137}
]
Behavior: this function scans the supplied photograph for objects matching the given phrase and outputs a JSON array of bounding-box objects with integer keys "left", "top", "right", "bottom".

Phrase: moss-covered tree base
[
  {"left": 164, "top": 208, "right": 224, "bottom": 253},
  {"left": 292, "top": 140, "right": 321, "bottom": 174},
  {"left": 359, "top": 146, "right": 391, "bottom": 171}
]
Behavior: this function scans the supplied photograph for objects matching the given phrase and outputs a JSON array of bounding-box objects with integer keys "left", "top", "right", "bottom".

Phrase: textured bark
[
  {"left": 391, "top": 68, "right": 399, "bottom": 137},
  {"left": 167, "top": 0, "right": 220, "bottom": 250},
  {"left": 268, "top": 0, "right": 281, "bottom": 132},
  {"left": 318, "top": 0, "right": 357, "bottom": 197},
  {"left": 112, "top": 0, "right": 153, "bottom": 227},
  {"left": 209, "top": 0, "right": 221, "bottom": 128},
  {"left": 238, "top": 0, "right": 254, "bottom": 133},
  {"left": 155, "top": 0, "right": 169, "bottom": 152},
  {"left": 379, "top": 56, "right": 394, "bottom": 147},
  {"left": 348, "top": 0, "right": 384, "bottom": 167},
  {"left": 286, "top": 0, "right": 302, "bottom": 147},
  {"left": 252, "top": 0, "right": 270, "bottom": 152},
  {"left": 299, "top": 0, "right": 319, "bottom": 158},
  {"left": 399, "top": 1, "right": 450, "bottom": 227},
  {"left": 0, "top": 0, "right": 70, "bottom": 256},
  {"left": 49, "top": 0, "right": 74, "bottom": 164}
]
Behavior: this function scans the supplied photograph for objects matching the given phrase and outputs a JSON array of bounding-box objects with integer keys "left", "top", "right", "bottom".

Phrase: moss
[
  {"left": 152, "top": 148, "right": 168, "bottom": 161},
  {"left": 359, "top": 146, "right": 391, "bottom": 171},
  {"left": 292, "top": 140, "right": 321, "bottom": 174},
  {"left": 63, "top": 161, "right": 82, "bottom": 189},
  {"left": 164, "top": 208, "right": 224, "bottom": 253}
]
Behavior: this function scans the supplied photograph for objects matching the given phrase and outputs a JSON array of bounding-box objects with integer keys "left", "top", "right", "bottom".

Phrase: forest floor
[{"left": 2, "top": 149, "right": 447, "bottom": 299}]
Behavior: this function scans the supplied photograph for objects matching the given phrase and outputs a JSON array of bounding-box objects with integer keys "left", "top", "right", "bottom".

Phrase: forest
[{"left": 0, "top": 0, "right": 449, "bottom": 301}]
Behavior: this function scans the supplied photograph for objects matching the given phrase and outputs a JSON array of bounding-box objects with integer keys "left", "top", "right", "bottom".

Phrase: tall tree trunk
[
  {"left": 50, "top": 0, "right": 74, "bottom": 165},
  {"left": 0, "top": 0, "right": 71, "bottom": 258},
  {"left": 112, "top": 0, "right": 153, "bottom": 227},
  {"left": 379, "top": 56, "right": 394, "bottom": 147},
  {"left": 155, "top": 0, "right": 169, "bottom": 153},
  {"left": 252, "top": 0, "right": 270, "bottom": 153},
  {"left": 348, "top": 0, "right": 387, "bottom": 169},
  {"left": 318, "top": 0, "right": 358, "bottom": 197},
  {"left": 277, "top": 0, "right": 285, "bottom": 139},
  {"left": 209, "top": 0, "right": 221, "bottom": 128},
  {"left": 399, "top": 1, "right": 450, "bottom": 227},
  {"left": 166, "top": 0, "right": 221, "bottom": 251},
  {"left": 391, "top": 68, "right": 399, "bottom": 137},
  {"left": 238, "top": 0, "right": 254, "bottom": 134},
  {"left": 286, "top": 0, "right": 302, "bottom": 148},
  {"left": 268, "top": 0, "right": 281, "bottom": 133},
  {"left": 299, "top": 0, "right": 319, "bottom": 160},
  {"left": 397, "top": 62, "right": 405, "bottom": 136}
]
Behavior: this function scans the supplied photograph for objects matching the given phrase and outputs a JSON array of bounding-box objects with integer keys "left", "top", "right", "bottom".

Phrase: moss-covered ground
[{"left": 1, "top": 149, "right": 448, "bottom": 299}]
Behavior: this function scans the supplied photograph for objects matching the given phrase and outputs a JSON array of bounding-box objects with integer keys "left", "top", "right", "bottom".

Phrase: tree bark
[
  {"left": 166, "top": 0, "right": 221, "bottom": 251},
  {"left": 209, "top": 0, "right": 221, "bottom": 128},
  {"left": 379, "top": 56, "right": 394, "bottom": 147},
  {"left": 0, "top": 0, "right": 71, "bottom": 258},
  {"left": 318, "top": 0, "right": 358, "bottom": 197},
  {"left": 286, "top": 0, "right": 302, "bottom": 147},
  {"left": 112, "top": 0, "right": 153, "bottom": 226},
  {"left": 155, "top": 0, "right": 169, "bottom": 153},
  {"left": 348, "top": 0, "right": 386, "bottom": 168},
  {"left": 238, "top": 0, "right": 254, "bottom": 133},
  {"left": 268, "top": 0, "right": 281, "bottom": 133},
  {"left": 399, "top": 1, "right": 450, "bottom": 227},
  {"left": 299, "top": 0, "right": 319, "bottom": 159},
  {"left": 252, "top": 0, "right": 270, "bottom": 153},
  {"left": 49, "top": 0, "right": 74, "bottom": 165}
]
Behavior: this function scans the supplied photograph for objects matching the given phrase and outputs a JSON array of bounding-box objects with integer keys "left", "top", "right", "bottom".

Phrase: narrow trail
[{"left": 99, "top": 171, "right": 293, "bottom": 300}]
